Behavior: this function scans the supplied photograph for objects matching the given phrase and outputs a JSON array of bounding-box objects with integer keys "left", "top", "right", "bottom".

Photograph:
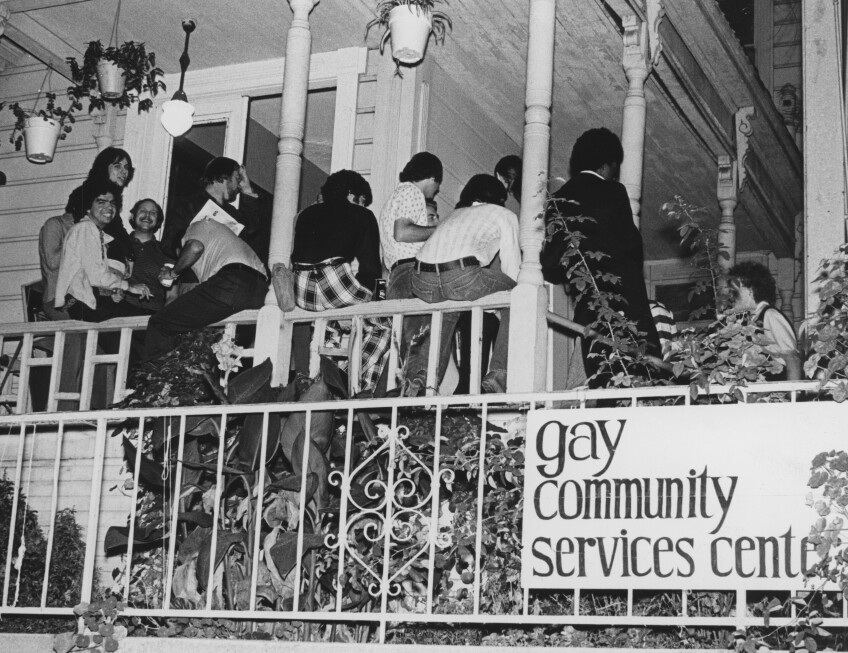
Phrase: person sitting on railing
[
  {"left": 727, "top": 261, "right": 801, "bottom": 381},
  {"left": 145, "top": 178, "right": 269, "bottom": 361},
  {"left": 405, "top": 174, "right": 519, "bottom": 396},
  {"left": 378, "top": 152, "right": 443, "bottom": 370},
  {"left": 54, "top": 179, "right": 153, "bottom": 322},
  {"left": 121, "top": 199, "right": 175, "bottom": 314},
  {"left": 291, "top": 170, "right": 390, "bottom": 394}
]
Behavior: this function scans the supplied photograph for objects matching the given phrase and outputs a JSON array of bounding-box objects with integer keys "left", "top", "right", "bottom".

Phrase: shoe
[{"left": 481, "top": 370, "right": 507, "bottom": 394}]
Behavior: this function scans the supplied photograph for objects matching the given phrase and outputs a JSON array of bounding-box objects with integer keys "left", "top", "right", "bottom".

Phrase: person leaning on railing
[
  {"left": 120, "top": 199, "right": 174, "bottom": 314},
  {"left": 405, "top": 174, "right": 520, "bottom": 396},
  {"left": 290, "top": 170, "right": 391, "bottom": 395}
]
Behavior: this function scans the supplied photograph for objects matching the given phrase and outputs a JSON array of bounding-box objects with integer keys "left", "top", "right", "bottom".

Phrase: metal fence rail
[{"left": 0, "top": 382, "right": 841, "bottom": 644}]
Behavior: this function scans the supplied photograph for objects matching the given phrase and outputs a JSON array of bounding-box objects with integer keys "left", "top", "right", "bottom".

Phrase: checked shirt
[{"left": 293, "top": 258, "right": 390, "bottom": 392}]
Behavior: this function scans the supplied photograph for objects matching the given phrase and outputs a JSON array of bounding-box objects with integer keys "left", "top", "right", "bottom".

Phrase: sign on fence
[{"left": 521, "top": 403, "right": 845, "bottom": 589}]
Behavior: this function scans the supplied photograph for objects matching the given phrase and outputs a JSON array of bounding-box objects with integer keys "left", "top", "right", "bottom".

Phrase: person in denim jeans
[{"left": 406, "top": 174, "right": 520, "bottom": 395}]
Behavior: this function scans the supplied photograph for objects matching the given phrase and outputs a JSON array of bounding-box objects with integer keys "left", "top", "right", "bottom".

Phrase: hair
[
  {"left": 128, "top": 198, "right": 165, "bottom": 230},
  {"left": 425, "top": 198, "right": 438, "bottom": 211},
  {"left": 399, "top": 152, "right": 443, "bottom": 184},
  {"left": 456, "top": 174, "right": 509, "bottom": 209},
  {"left": 200, "top": 157, "right": 240, "bottom": 188},
  {"left": 494, "top": 154, "right": 522, "bottom": 200},
  {"left": 78, "top": 178, "right": 122, "bottom": 216},
  {"left": 568, "top": 127, "right": 624, "bottom": 177},
  {"left": 729, "top": 261, "right": 777, "bottom": 305},
  {"left": 86, "top": 147, "right": 135, "bottom": 187},
  {"left": 320, "top": 170, "right": 373, "bottom": 206}
]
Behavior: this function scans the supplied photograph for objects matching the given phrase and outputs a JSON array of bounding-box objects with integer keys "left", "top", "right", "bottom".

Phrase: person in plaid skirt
[{"left": 291, "top": 170, "right": 390, "bottom": 393}]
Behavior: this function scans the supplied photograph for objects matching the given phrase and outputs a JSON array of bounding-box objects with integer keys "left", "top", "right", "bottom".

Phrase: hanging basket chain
[
  {"left": 31, "top": 67, "right": 51, "bottom": 113},
  {"left": 109, "top": 0, "right": 122, "bottom": 48}
]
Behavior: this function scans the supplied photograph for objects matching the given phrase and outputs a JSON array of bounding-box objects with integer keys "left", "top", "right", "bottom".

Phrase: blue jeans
[
  {"left": 408, "top": 266, "right": 515, "bottom": 386},
  {"left": 387, "top": 260, "right": 428, "bottom": 365}
]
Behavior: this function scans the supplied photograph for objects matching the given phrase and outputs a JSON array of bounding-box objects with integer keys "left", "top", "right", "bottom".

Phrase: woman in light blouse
[{"left": 55, "top": 179, "right": 151, "bottom": 322}]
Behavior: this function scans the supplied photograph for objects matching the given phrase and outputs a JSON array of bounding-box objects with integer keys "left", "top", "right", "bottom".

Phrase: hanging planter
[
  {"left": 95, "top": 58, "right": 126, "bottom": 99},
  {"left": 366, "top": 0, "right": 452, "bottom": 71},
  {"left": 6, "top": 90, "right": 79, "bottom": 164},
  {"left": 68, "top": 40, "right": 164, "bottom": 113}
]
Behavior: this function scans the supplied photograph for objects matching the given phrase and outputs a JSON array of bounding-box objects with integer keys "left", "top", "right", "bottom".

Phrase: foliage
[
  {"left": 0, "top": 477, "right": 88, "bottom": 633},
  {"left": 365, "top": 0, "right": 452, "bottom": 73},
  {"left": 5, "top": 92, "right": 80, "bottom": 152},
  {"left": 803, "top": 243, "right": 848, "bottom": 399},
  {"left": 67, "top": 40, "right": 165, "bottom": 113},
  {"left": 53, "top": 597, "right": 127, "bottom": 653}
]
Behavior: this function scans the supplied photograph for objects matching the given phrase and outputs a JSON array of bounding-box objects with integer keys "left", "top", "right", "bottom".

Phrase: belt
[
  {"left": 415, "top": 256, "right": 479, "bottom": 274},
  {"left": 390, "top": 257, "right": 416, "bottom": 272},
  {"left": 219, "top": 262, "right": 267, "bottom": 278},
  {"left": 292, "top": 257, "right": 343, "bottom": 271}
]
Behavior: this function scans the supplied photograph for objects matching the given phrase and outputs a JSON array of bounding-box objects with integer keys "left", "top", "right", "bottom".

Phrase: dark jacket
[{"left": 542, "top": 172, "right": 660, "bottom": 357}]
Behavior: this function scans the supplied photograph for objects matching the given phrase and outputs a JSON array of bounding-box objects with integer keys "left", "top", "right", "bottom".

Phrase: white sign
[{"left": 521, "top": 403, "right": 846, "bottom": 590}]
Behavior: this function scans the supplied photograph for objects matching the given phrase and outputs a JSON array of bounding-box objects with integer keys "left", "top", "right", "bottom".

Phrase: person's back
[{"left": 185, "top": 218, "right": 265, "bottom": 283}]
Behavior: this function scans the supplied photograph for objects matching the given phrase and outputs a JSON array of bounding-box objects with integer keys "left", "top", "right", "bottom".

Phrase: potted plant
[
  {"left": 67, "top": 40, "right": 165, "bottom": 113},
  {"left": 366, "top": 0, "right": 452, "bottom": 68},
  {"left": 6, "top": 92, "right": 80, "bottom": 163}
]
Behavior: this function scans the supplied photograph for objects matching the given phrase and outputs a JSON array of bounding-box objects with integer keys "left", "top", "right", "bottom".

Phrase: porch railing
[
  {"left": 0, "top": 382, "right": 838, "bottom": 644},
  {"left": 0, "top": 293, "right": 513, "bottom": 414}
]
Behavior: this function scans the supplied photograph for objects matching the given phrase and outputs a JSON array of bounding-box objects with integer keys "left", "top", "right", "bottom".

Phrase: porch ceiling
[{"left": 1, "top": 0, "right": 801, "bottom": 261}]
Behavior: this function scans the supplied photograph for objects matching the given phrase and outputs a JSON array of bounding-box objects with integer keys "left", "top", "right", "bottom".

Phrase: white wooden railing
[
  {"left": 0, "top": 382, "right": 838, "bottom": 645},
  {"left": 0, "top": 294, "right": 514, "bottom": 414}
]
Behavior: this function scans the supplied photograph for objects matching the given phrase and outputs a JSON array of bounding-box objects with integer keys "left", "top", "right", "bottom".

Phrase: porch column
[
  {"left": 507, "top": 0, "right": 555, "bottom": 393},
  {"left": 802, "top": 0, "right": 847, "bottom": 313},
  {"left": 620, "top": 15, "right": 651, "bottom": 227},
  {"left": 255, "top": 0, "right": 318, "bottom": 384},
  {"left": 716, "top": 155, "right": 738, "bottom": 275}
]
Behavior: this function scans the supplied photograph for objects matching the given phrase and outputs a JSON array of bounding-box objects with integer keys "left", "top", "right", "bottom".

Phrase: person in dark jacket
[{"left": 542, "top": 127, "right": 660, "bottom": 386}]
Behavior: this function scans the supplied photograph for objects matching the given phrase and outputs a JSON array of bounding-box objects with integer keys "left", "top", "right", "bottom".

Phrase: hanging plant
[
  {"left": 365, "top": 0, "right": 452, "bottom": 70},
  {"left": 67, "top": 40, "right": 165, "bottom": 113},
  {"left": 6, "top": 91, "right": 80, "bottom": 164}
]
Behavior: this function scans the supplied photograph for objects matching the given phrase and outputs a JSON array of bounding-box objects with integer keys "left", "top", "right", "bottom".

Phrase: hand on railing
[{"left": 128, "top": 283, "right": 152, "bottom": 301}]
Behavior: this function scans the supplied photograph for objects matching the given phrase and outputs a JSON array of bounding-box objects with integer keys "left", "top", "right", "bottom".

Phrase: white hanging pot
[
  {"left": 23, "top": 116, "right": 61, "bottom": 164},
  {"left": 387, "top": 5, "right": 433, "bottom": 64},
  {"left": 96, "top": 59, "right": 126, "bottom": 99}
]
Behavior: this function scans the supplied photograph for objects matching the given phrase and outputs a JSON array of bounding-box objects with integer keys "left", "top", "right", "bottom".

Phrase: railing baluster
[
  {"left": 310, "top": 318, "right": 327, "bottom": 378},
  {"left": 292, "top": 409, "right": 313, "bottom": 613},
  {"left": 349, "top": 317, "right": 362, "bottom": 395},
  {"left": 80, "top": 418, "right": 108, "bottom": 604},
  {"left": 472, "top": 402, "right": 489, "bottom": 615},
  {"left": 113, "top": 327, "right": 133, "bottom": 403},
  {"left": 123, "top": 416, "right": 146, "bottom": 602},
  {"left": 425, "top": 404, "right": 444, "bottom": 615},
  {"left": 163, "top": 415, "right": 187, "bottom": 610},
  {"left": 387, "top": 313, "right": 402, "bottom": 391},
  {"left": 205, "top": 410, "right": 227, "bottom": 611},
  {"left": 248, "top": 411, "right": 270, "bottom": 612},
  {"left": 41, "top": 420, "right": 65, "bottom": 608},
  {"left": 46, "top": 331, "right": 66, "bottom": 413},
  {"left": 469, "top": 306, "right": 483, "bottom": 393},
  {"left": 14, "top": 333, "right": 34, "bottom": 414},
  {"left": 2, "top": 424, "right": 27, "bottom": 607},
  {"left": 425, "top": 311, "right": 443, "bottom": 396},
  {"left": 334, "top": 407, "right": 355, "bottom": 614},
  {"left": 78, "top": 330, "right": 99, "bottom": 411}
]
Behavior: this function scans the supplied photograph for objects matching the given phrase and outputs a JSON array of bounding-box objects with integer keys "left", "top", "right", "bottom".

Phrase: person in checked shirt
[{"left": 405, "top": 174, "right": 520, "bottom": 395}]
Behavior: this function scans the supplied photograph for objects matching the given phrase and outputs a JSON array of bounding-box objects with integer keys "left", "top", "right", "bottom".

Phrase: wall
[{"left": 0, "top": 63, "right": 125, "bottom": 324}]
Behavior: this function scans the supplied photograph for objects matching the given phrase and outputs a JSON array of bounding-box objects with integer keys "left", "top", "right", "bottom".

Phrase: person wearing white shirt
[{"left": 405, "top": 174, "right": 519, "bottom": 395}]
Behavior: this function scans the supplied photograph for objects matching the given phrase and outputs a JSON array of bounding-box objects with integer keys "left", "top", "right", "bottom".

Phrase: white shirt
[
  {"left": 754, "top": 301, "right": 797, "bottom": 355},
  {"left": 377, "top": 182, "right": 431, "bottom": 269},
  {"left": 55, "top": 217, "right": 128, "bottom": 309},
  {"left": 415, "top": 203, "right": 521, "bottom": 281},
  {"left": 184, "top": 218, "right": 266, "bottom": 283}
]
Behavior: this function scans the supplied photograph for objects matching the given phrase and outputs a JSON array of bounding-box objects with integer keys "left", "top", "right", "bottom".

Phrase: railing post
[
  {"left": 507, "top": 0, "right": 555, "bottom": 393},
  {"left": 620, "top": 15, "right": 650, "bottom": 227},
  {"left": 254, "top": 0, "right": 318, "bottom": 385}
]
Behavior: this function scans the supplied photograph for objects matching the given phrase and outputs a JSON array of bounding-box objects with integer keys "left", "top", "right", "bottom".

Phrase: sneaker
[{"left": 481, "top": 370, "right": 507, "bottom": 394}]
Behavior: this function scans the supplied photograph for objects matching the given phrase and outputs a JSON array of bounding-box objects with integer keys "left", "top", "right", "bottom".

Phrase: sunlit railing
[
  {"left": 0, "top": 382, "right": 839, "bottom": 644},
  {"left": 0, "top": 294, "right": 513, "bottom": 414}
]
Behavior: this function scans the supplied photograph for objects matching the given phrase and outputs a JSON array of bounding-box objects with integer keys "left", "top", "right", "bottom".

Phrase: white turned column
[
  {"left": 620, "top": 15, "right": 650, "bottom": 228},
  {"left": 716, "top": 155, "right": 738, "bottom": 275},
  {"left": 803, "top": 0, "right": 847, "bottom": 314},
  {"left": 507, "top": 0, "right": 555, "bottom": 393},
  {"left": 777, "top": 257, "right": 795, "bottom": 324},
  {"left": 256, "top": 0, "right": 318, "bottom": 384}
]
